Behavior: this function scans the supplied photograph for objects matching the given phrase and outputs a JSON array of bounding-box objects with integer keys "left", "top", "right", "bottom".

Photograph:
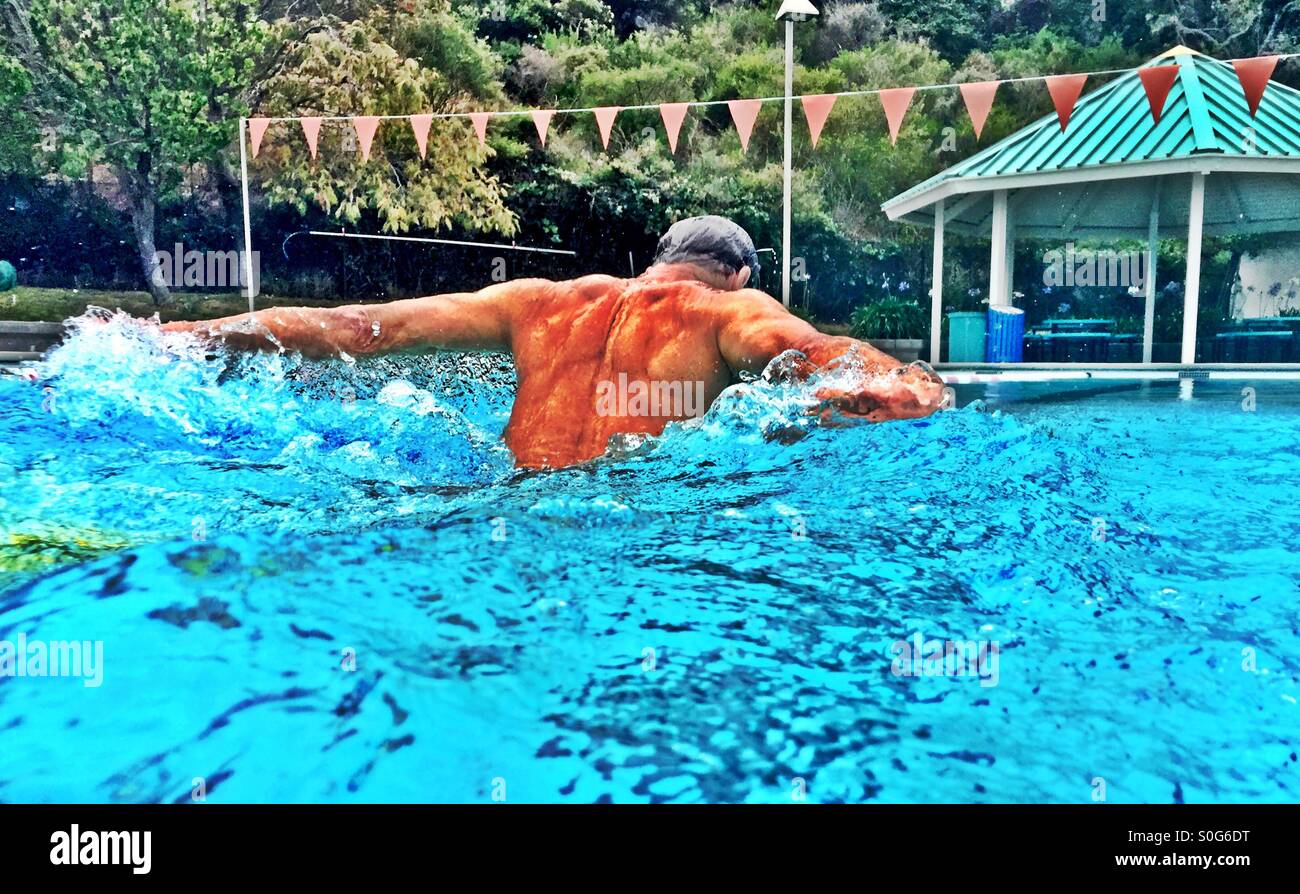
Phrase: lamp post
[{"left": 775, "top": 0, "right": 820, "bottom": 307}]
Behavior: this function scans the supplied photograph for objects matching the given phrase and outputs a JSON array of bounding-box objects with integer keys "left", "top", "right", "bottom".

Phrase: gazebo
[{"left": 882, "top": 47, "right": 1300, "bottom": 365}]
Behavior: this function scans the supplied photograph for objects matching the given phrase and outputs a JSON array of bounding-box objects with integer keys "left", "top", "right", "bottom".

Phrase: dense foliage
[{"left": 2, "top": 0, "right": 1299, "bottom": 326}]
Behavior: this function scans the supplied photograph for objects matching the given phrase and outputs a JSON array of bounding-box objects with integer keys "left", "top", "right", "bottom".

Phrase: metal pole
[
  {"left": 238, "top": 117, "right": 256, "bottom": 314},
  {"left": 781, "top": 17, "right": 794, "bottom": 307},
  {"left": 303, "top": 231, "right": 576, "bottom": 256},
  {"left": 930, "top": 199, "right": 945, "bottom": 364}
]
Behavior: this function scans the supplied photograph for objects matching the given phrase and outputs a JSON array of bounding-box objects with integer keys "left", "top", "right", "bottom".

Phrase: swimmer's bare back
[{"left": 162, "top": 264, "right": 947, "bottom": 468}]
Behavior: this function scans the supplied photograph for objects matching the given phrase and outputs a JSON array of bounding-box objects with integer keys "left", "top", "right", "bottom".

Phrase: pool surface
[{"left": 1, "top": 311, "right": 1297, "bottom": 803}]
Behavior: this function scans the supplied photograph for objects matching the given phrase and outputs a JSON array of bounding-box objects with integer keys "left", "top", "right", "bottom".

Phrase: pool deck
[{"left": 937, "top": 363, "right": 1300, "bottom": 383}]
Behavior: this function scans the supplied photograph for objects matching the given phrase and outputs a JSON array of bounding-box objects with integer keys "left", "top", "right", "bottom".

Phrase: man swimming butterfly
[{"left": 163, "top": 216, "right": 947, "bottom": 468}]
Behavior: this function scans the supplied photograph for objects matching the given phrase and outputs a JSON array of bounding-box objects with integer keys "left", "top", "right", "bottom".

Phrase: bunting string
[{"left": 245, "top": 51, "right": 1300, "bottom": 160}]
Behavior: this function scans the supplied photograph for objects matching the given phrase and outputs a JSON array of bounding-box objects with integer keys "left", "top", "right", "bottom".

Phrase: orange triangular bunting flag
[
  {"left": 593, "top": 106, "right": 621, "bottom": 150},
  {"left": 248, "top": 118, "right": 270, "bottom": 158},
  {"left": 1138, "top": 65, "right": 1180, "bottom": 125},
  {"left": 1233, "top": 55, "right": 1279, "bottom": 117},
  {"left": 1045, "top": 74, "right": 1087, "bottom": 131},
  {"left": 409, "top": 114, "right": 432, "bottom": 159},
  {"left": 959, "top": 81, "right": 999, "bottom": 140},
  {"left": 531, "top": 110, "right": 555, "bottom": 147},
  {"left": 352, "top": 116, "right": 380, "bottom": 161},
  {"left": 660, "top": 103, "right": 689, "bottom": 154},
  {"left": 801, "top": 94, "right": 836, "bottom": 148},
  {"left": 469, "top": 112, "right": 490, "bottom": 145},
  {"left": 727, "top": 99, "right": 762, "bottom": 153},
  {"left": 878, "top": 87, "right": 915, "bottom": 145},
  {"left": 300, "top": 117, "right": 321, "bottom": 159}
]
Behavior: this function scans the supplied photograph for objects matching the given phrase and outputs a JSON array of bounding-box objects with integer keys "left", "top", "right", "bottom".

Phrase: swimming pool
[{"left": 1, "top": 311, "right": 1297, "bottom": 803}]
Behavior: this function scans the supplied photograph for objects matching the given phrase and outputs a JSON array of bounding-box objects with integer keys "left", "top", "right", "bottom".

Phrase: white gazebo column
[
  {"left": 930, "top": 198, "right": 945, "bottom": 363},
  {"left": 989, "top": 189, "right": 1010, "bottom": 306},
  {"left": 1143, "top": 188, "right": 1160, "bottom": 364},
  {"left": 1182, "top": 172, "right": 1207, "bottom": 364},
  {"left": 1005, "top": 218, "right": 1016, "bottom": 304}
]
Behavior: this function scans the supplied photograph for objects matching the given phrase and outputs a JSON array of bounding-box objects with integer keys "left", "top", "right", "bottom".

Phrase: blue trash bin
[{"left": 986, "top": 306, "right": 1025, "bottom": 362}]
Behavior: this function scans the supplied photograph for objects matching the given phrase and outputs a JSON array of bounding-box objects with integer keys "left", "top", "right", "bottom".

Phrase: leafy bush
[
  {"left": 806, "top": 3, "right": 888, "bottom": 65},
  {"left": 849, "top": 297, "right": 926, "bottom": 340}
]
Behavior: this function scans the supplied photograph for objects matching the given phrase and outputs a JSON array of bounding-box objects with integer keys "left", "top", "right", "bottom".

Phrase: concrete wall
[{"left": 0, "top": 321, "right": 64, "bottom": 364}]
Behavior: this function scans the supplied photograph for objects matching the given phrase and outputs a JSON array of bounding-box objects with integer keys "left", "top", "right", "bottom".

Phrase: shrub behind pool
[{"left": 0, "top": 261, "right": 15, "bottom": 292}]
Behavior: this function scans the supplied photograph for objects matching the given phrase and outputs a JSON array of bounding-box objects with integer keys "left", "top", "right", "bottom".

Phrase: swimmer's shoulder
[
  {"left": 496, "top": 274, "right": 624, "bottom": 300},
  {"left": 569, "top": 274, "right": 628, "bottom": 299},
  {"left": 478, "top": 275, "right": 609, "bottom": 305},
  {"left": 694, "top": 286, "right": 791, "bottom": 325}
]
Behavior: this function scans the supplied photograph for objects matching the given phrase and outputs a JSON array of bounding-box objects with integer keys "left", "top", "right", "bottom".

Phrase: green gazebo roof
[{"left": 882, "top": 47, "right": 1300, "bottom": 238}]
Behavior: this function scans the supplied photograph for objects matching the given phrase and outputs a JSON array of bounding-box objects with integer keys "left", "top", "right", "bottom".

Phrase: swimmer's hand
[
  {"left": 161, "top": 315, "right": 287, "bottom": 354},
  {"left": 161, "top": 320, "right": 219, "bottom": 337},
  {"left": 811, "top": 363, "right": 947, "bottom": 423}
]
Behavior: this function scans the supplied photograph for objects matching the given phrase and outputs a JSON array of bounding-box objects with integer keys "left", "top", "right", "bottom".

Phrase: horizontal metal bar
[{"left": 306, "top": 230, "right": 576, "bottom": 256}]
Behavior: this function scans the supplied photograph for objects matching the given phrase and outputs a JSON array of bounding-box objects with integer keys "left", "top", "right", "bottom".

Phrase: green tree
[
  {"left": 1151, "top": 0, "right": 1300, "bottom": 56},
  {"left": 252, "top": 0, "right": 517, "bottom": 237},
  {"left": 878, "top": 0, "right": 1000, "bottom": 61},
  {"left": 8, "top": 0, "right": 272, "bottom": 303},
  {"left": 603, "top": 0, "right": 718, "bottom": 37},
  {"left": 0, "top": 55, "right": 37, "bottom": 176},
  {"left": 464, "top": 0, "right": 612, "bottom": 49}
]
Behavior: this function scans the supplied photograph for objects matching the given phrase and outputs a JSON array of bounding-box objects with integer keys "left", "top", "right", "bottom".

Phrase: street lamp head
[{"left": 775, "top": 0, "right": 820, "bottom": 19}]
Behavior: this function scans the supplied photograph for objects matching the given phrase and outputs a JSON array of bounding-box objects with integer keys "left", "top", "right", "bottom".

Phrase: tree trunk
[
  {"left": 119, "top": 146, "right": 170, "bottom": 305},
  {"left": 210, "top": 152, "right": 243, "bottom": 234},
  {"left": 126, "top": 180, "right": 170, "bottom": 306},
  {"left": 119, "top": 150, "right": 170, "bottom": 306}
]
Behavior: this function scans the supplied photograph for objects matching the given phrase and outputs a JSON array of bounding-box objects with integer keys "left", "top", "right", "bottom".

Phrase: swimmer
[{"left": 163, "top": 216, "right": 946, "bottom": 468}]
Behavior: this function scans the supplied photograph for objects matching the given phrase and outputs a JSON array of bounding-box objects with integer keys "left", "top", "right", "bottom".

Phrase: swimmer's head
[{"left": 652, "top": 215, "right": 760, "bottom": 291}]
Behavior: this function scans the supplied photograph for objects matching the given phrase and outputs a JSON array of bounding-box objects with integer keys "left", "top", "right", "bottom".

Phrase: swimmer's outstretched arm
[
  {"left": 714, "top": 289, "right": 946, "bottom": 421},
  {"left": 161, "top": 280, "right": 547, "bottom": 358}
]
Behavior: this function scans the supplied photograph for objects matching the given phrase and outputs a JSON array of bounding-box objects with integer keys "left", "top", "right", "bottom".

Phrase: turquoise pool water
[{"left": 0, "top": 311, "right": 1297, "bottom": 803}]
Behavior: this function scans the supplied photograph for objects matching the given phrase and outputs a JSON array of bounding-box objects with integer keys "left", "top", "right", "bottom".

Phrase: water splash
[{"left": 3, "top": 310, "right": 1298, "bottom": 803}]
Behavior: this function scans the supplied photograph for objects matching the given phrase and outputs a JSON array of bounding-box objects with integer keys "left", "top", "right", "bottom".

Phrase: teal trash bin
[
  {"left": 986, "top": 306, "right": 1025, "bottom": 362},
  {"left": 0, "top": 260, "right": 16, "bottom": 293},
  {"left": 947, "top": 311, "right": 986, "bottom": 362}
]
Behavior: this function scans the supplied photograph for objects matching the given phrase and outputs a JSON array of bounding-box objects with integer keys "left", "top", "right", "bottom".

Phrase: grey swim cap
[{"left": 653, "top": 215, "right": 761, "bottom": 285}]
